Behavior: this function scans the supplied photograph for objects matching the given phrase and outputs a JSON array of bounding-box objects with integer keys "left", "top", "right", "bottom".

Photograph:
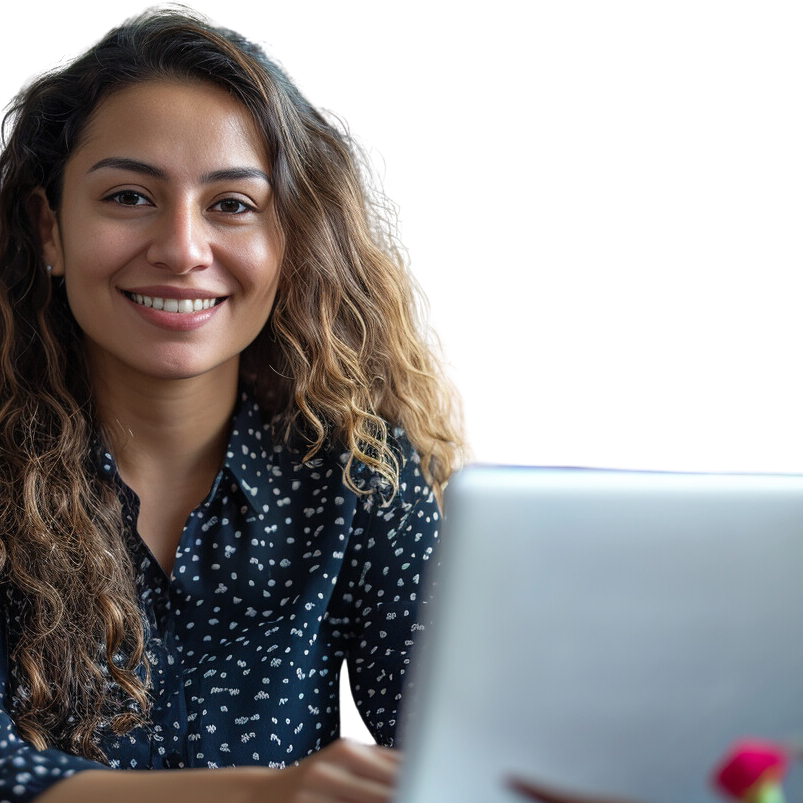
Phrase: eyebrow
[{"left": 88, "top": 157, "right": 271, "bottom": 185}]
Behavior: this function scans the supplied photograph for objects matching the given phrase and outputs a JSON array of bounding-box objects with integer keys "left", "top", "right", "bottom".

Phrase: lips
[
  {"left": 123, "top": 291, "right": 222, "bottom": 313},
  {"left": 119, "top": 287, "right": 227, "bottom": 332},
  {"left": 118, "top": 285, "right": 228, "bottom": 314}
]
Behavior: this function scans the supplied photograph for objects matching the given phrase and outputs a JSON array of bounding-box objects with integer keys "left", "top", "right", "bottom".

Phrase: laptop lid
[{"left": 396, "top": 466, "right": 803, "bottom": 803}]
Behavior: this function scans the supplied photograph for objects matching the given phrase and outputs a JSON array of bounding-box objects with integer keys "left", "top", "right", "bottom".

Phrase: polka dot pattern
[{"left": 0, "top": 392, "right": 439, "bottom": 801}]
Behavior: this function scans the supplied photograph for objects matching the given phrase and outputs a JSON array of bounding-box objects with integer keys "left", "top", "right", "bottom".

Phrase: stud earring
[{"left": 46, "top": 264, "right": 53, "bottom": 274}]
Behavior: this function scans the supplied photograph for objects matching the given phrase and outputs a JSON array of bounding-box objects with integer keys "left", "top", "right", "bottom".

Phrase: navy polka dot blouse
[{"left": 0, "top": 392, "right": 439, "bottom": 802}]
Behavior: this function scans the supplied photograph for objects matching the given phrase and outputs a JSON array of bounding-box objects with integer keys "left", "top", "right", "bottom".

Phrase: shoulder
[
  {"left": 232, "top": 390, "right": 436, "bottom": 515},
  {"left": 342, "top": 425, "right": 435, "bottom": 517}
]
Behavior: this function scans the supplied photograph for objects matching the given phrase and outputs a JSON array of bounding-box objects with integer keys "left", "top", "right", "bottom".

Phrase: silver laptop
[{"left": 396, "top": 466, "right": 803, "bottom": 803}]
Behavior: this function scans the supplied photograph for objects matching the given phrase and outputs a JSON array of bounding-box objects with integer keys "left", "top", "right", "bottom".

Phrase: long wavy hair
[{"left": 0, "top": 9, "right": 463, "bottom": 761}]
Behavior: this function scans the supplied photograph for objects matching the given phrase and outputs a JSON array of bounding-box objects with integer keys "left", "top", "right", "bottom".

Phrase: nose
[{"left": 145, "top": 201, "right": 213, "bottom": 274}]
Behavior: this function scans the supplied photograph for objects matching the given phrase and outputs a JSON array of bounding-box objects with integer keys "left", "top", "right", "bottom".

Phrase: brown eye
[
  {"left": 105, "top": 190, "right": 151, "bottom": 206},
  {"left": 211, "top": 198, "right": 252, "bottom": 214}
]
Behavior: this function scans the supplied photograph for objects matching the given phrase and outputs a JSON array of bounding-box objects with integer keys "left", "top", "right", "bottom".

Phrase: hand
[
  {"left": 508, "top": 776, "right": 651, "bottom": 803},
  {"left": 265, "top": 739, "right": 401, "bottom": 803}
]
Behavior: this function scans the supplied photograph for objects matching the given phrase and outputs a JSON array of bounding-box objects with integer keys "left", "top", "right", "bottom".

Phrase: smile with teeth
[{"left": 124, "top": 291, "right": 223, "bottom": 313}]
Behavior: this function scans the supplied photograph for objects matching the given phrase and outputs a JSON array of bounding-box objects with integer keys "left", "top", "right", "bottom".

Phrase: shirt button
[{"left": 163, "top": 752, "right": 184, "bottom": 769}]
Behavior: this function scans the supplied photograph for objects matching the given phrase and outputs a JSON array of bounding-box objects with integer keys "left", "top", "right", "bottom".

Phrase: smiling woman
[
  {"left": 40, "top": 80, "right": 281, "bottom": 383},
  {"left": 0, "top": 9, "right": 463, "bottom": 803}
]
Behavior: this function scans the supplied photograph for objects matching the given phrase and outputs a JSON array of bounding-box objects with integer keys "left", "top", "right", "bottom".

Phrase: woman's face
[{"left": 39, "top": 79, "right": 281, "bottom": 385}]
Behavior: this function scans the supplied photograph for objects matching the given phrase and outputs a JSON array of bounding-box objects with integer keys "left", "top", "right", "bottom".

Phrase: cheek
[
  {"left": 243, "top": 267, "right": 280, "bottom": 326},
  {"left": 60, "top": 213, "right": 141, "bottom": 283},
  {"left": 226, "top": 235, "right": 283, "bottom": 298}
]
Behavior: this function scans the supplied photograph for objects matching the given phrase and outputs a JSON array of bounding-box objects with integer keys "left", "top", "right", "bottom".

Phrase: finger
[
  {"left": 355, "top": 744, "right": 403, "bottom": 775},
  {"left": 296, "top": 794, "right": 335, "bottom": 803},
  {"left": 328, "top": 741, "right": 401, "bottom": 787},
  {"left": 349, "top": 741, "right": 400, "bottom": 761},
  {"left": 306, "top": 758, "right": 395, "bottom": 803},
  {"left": 508, "top": 777, "right": 650, "bottom": 803},
  {"left": 372, "top": 745, "right": 403, "bottom": 763}
]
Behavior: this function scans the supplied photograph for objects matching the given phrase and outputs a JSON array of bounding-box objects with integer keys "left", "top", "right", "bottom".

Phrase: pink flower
[{"left": 712, "top": 739, "right": 788, "bottom": 802}]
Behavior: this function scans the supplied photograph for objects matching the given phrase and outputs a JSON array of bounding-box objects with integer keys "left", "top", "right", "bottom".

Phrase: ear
[{"left": 29, "top": 188, "right": 65, "bottom": 277}]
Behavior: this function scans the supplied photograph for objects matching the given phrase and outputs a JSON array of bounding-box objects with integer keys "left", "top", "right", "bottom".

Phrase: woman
[{"left": 0, "top": 8, "right": 462, "bottom": 802}]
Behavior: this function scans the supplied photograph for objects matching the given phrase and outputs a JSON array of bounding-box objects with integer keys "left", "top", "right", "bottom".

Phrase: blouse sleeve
[
  {"left": 0, "top": 613, "right": 110, "bottom": 803},
  {"left": 345, "top": 439, "right": 441, "bottom": 746}
]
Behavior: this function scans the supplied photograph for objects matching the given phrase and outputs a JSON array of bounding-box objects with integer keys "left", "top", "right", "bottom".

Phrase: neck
[{"left": 88, "top": 354, "right": 240, "bottom": 493}]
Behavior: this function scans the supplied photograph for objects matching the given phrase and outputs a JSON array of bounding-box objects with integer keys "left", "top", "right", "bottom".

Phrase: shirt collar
[
  {"left": 222, "top": 390, "right": 277, "bottom": 516},
  {"left": 93, "top": 390, "right": 275, "bottom": 517}
]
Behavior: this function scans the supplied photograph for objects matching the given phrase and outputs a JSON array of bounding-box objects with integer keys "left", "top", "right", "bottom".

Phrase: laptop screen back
[{"left": 396, "top": 466, "right": 803, "bottom": 803}]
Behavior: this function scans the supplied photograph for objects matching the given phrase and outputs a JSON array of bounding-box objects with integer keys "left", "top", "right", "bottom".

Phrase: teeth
[{"left": 126, "top": 292, "right": 219, "bottom": 313}]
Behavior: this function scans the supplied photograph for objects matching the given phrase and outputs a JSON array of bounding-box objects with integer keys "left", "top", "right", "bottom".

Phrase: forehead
[{"left": 69, "top": 79, "right": 267, "bottom": 175}]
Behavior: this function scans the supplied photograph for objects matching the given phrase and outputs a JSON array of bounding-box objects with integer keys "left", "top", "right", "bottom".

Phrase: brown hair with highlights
[{"left": 0, "top": 9, "right": 463, "bottom": 760}]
